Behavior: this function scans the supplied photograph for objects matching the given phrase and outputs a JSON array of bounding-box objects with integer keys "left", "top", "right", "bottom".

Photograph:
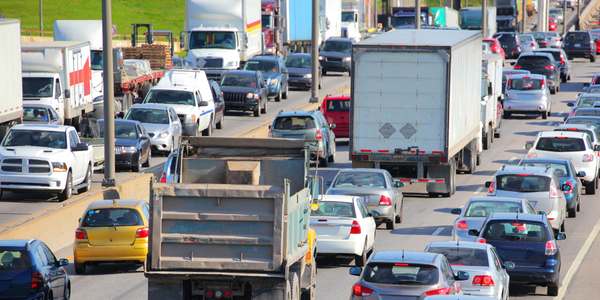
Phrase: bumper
[
  {"left": 332, "top": 127, "right": 349, "bottom": 138},
  {"left": 150, "top": 136, "right": 173, "bottom": 152},
  {"left": 577, "top": 166, "right": 597, "bottom": 183},
  {"left": 503, "top": 101, "right": 548, "bottom": 114},
  {"left": 0, "top": 172, "right": 68, "bottom": 192},
  {"left": 462, "top": 286, "right": 502, "bottom": 300},
  {"left": 74, "top": 242, "right": 148, "bottom": 263},
  {"left": 288, "top": 78, "right": 312, "bottom": 88},
  {"left": 321, "top": 61, "right": 351, "bottom": 72},
  {"left": 182, "top": 122, "right": 198, "bottom": 136},
  {"left": 316, "top": 236, "right": 365, "bottom": 256},
  {"left": 225, "top": 101, "right": 259, "bottom": 112},
  {"left": 266, "top": 83, "right": 281, "bottom": 98},
  {"left": 366, "top": 204, "right": 394, "bottom": 222},
  {"left": 115, "top": 153, "right": 140, "bottom": 167},
  {"left": 507, "top": 264, "right": 559, "bottom": 284},
  {"left": 565, "top": 49, "right": 595, "bottom": 58}
]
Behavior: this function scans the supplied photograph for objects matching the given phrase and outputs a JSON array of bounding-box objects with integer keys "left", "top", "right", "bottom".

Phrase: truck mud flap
[{"left": 426, "top": 158, "right": 456, "bottom": 197}]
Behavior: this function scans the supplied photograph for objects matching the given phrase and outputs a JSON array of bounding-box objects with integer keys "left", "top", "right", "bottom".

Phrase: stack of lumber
[{"left": 121, "top": 44, "right": 171, "bottom": 69}]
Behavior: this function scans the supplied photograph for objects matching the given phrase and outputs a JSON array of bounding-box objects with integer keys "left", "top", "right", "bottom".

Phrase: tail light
[
  {"left": 472, "top": 275, "right": 495, "bottom": 286},
  {"left": 379, "top": 195, "right": 392, "bottom": 206},
  {"left": 514, "top": 65, "right": 522, "bottom": 69},
  {"left": 541, "top": 41, "right": 548, "bottom": 45},
  {"left": 546, "top": 240, "right": 558, "bottom": 255},
  {"left": 488, "top": 178, "right": 497, "bottom": 195},
  {"left": 528, "top": 153, "right": 538, "bottom": 158},
  {"left": 531, "top": 42, "right": 536, "bottom": 47},
  {"left": 350, "top": 220, "right": 362, "bottom": 234},
  {"left": 31, "top": 271, "right": 43, "bottom": 289},
  {"left": 353, "top": 284, "right": 373, "bottom": 296},
  {"left": 268, "top": 130, "right": 273, "bottom": 138},
  {"left": 571, "top": 109, "right": 576, "bottom": 116},
  {"left": 560, "top": 57, "right": 565, "bottom": 65},
  {"left": 477, "top": 238, "right": 487, "bottom": 244},
  {"left": 425, "top": 287, "right": 450, "bottom": 296},
  {"left": 541, "top": 78, "right": 546, "bottom": 87},
  {"left": 315, "top": 129, "right": 322, "bottom": 140},
  {"left": 544, "top": 65, "right": 555, "bottom": 70},
  {"left": 583, "top": 154, "right": 594, "bottom": 162},
  {"left": 160, "top": 172, "right": 167, "bottom": 183},
  {"left": 456, "top": 220, "right": 469, "bottom": 231},
  {"left": 136, "top": 227, "right": 149, "bottom": 238},
  {"left": 75, "top": 228, "right": 88, "bottom": 239},
  {"left": 206, "top": 291, "right": 213, "bottom": 298},
  {"left": 224, "top": 291, "right": 231, "bottom": 298},
  {"left": 556, "top": 38, "right": 561, "bottom": 42},
  {"left": 563, "top": 181, "right": 573, "bottom": 194}
]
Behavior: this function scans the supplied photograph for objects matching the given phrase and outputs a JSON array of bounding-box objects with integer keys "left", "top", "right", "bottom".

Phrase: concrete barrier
[
  {"left": 0, "top": 173, "right": 154, "bottom": 252},
  {"left": 580, "top": 0, "right": 600, "bottom": 30}
]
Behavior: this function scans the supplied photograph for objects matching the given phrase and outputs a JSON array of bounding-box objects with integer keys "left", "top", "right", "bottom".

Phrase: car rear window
[
  {"left": 496, "top": 174, "right": 551, "bottom": 192},
  {"left": 519, "top": 162, "right": 570, "bottom": 177},
  {"left": 565, "top": 32, "right": 590, "bottom": 42},
  {"left": 83, "top": 208, "right": 144, "bottom": 226},
  {"left": 312, "top": 201, "right": 355, "bottom": 217},
  {"left": 272, "top": 116, "right": 316, "bottom": 130},
  {"left": 565, "top": 117, "right": 600, "bottom": 128},
  {"left": 0, "top": 250, "right": 31, "bottom": 271},
  {"left": 517, "top": 56, "right": 551, "bottom": 65},
  {"left": 464, "top": 201, "right": 523, "bottom": 217},
  {"left": 494, "top": 34, "right": 515, "bottom": 44},
  {"left": 363, "top": 263, "right": 439, "bottom": 285},
  {"left": 576, "top": 97, "right": 600, "bottom": 107},
  {"left": 482, "top": 221, "right": 549, "bottom": 242},
  {"left": 536, "top": 51, "right": 561, "bottom": 61},
  {"left": 427, "top": 247, "right": 489, "bottom": 266},
  {"left": 333, "top": 172, "right": 387, "bottom": 188},
  {"left": 574, "top": 109, "right": 600, "bottom": 117},
  {"left": 326, "top": 99, "right": 350, "bottom": 112},
  {"left": 519, "top": 35, "right": 534, "bottom": 42},
  {"left": 536, "top": 137, "right": 586, "bottom": 152},
  {"left": 509, "top": 78, "right": 544, "bottom": 90}
]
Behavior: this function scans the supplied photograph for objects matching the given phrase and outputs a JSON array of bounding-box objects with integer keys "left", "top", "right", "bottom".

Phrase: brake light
[
  {"left": 560, "top": 56, "right": 565, "bottom": 65},
  {"left": 31, "top": 271, "right": 43, "bottom": 289},
  {"left": 225, "top": 291, "right": 232, "bottom": 297},
  {"left": 477, "top": 238, "right": 487, "bottom": 244},
  {"left": 488, "top": 179, "right": 496, "bottom": 195},
  {"left": 206, "top": 291, "right": 213, "bottom": 298},
  {"left": 571, "top": 109, "right": 576, "bottom": 116},
  {"left": 394, "top": 263, "right": 409, "bottom": 266},
  {"left": 541, "top": 41, "right": 548, "bottom": 45},
  {"left": 531, "top": 42, "right": 536, "bottom": 47},
  {"left": 563, "top": 181, "right": 573, "bottom": 194},
  {"left": 425, "top": 287, "right": 450, "bottom": 295},
  {"left": 546, "top": 240, "right": 558, "bottom": 255},
  {"left": 550, "top": 180, "right": 559, "bottom": 197},
  {"left": 545, "top": 65, "right": 555, "bottom": 70},
  {"left": 75, "top": 228, "right": 88, "bottom": 239},
  {"left": 568, "top": 128, "right": 579, "bottom": 131},
  {"left": 268, "top": 130, "right": 273, "bottom": 138},
  {"left": 160, "top": 172, "right": 167, "bottom": 183},
  {"left": 514, "top": 65, "right": 522, "bottom": 69},
  {"left": 542, "top": 78, "right": 546, "bottom": 86},
  {"left": 457, "top": 220, "right": 469, "bottom": 230},
  {"left": 136, "top": 227, "right": 149, "bottom": 238},
  {"left": 528, "top": 153, "right": 538, "bottom": 158},
  {"left": 472, "top": 275, "right": 495, "bottom": 286},
  {"left": 379, "top": 195, "right": 392, "bottom": 206},
  {"left": 583, "top": 154, "right": 594, "bottom": 162},
  {"left": 353, "top": 284, "right": 373, "bottom": 296},
  {"left": 350, "top": 220, "right": 361, "bottom": 234}
]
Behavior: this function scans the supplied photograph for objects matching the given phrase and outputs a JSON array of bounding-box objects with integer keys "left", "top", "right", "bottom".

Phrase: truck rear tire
[
  {"left": 483, "top": 131, "right": 491, "bottom": 150},
  {"left": 141, "top": 83, "right": 152, "bottom": 99},
  {"left": 300, "top": 260, "right": 317, "bottom": 300}
]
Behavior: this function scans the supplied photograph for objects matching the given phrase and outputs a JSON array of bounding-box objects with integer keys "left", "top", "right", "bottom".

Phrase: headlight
[
  {"left": 344, "top": 57, "right": 351, "bottom": 61},
  {"left": 52, "top": 162, "right": 67, "bottom": 172},
  {"left": 269, "top": 78, "right": 279, "bottom": 85},
  {"left": 187, "top": 114, "right": 197, "bottom": 123},
  {"left": 156, "top": 130, "right": 170, "bottom": 138},
  {"left": 225, "top": 61, "right": 238, "bottom": 68},
  {"left": 247, "top": 93, "right": 259, "bottom": 99},
  {"left": 303, "top": 74, "right": 312, "bottom": 78},
  {"left": 266, "top": 47, "right": 276, "bottom": 54},
  {"left": 318, "top": 55, "right": 323, "bottom": 60},
  {"left": 120, "top": 146, "right": 138, "bottom": 154}
]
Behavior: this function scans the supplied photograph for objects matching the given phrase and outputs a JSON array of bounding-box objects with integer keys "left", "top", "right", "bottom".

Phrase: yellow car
[{"left": 73, "top": 199, "right": 149, "bottom": 274}]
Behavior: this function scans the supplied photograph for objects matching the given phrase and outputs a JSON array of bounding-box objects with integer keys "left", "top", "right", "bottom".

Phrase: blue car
[
  {"left": 468, "top": 213, "right": 566, "bottom": 296},
  {"left": 243, "top": 55, "right": 289, "bottom": 102},
  {"left": 519, "top": 158, "right": 585, "bottom": 217},
  {"left": 0, "top": 239, "right": 70, "bottom": 299}
]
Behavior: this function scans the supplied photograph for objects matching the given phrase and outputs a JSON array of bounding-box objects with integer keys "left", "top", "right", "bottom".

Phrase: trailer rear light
[
  {"left": 379, "top": 195, "right": 392, "bottom": 206},
  {"left": 350, "top": 220, "right": 362, "bottom": 234},
  {"left": 440, "top": 157, "right": 447, "bottom": 162},
  {"left": 514, "top": 65, "right": 522, "bottom": 69},
  {"left": 363, "top": 155, "right": 368, "bottom": 160},
  {"left": 425, "top": 287, "right": 450, "bottom": 295},
  {"left": 136, "top": 227, "right": 149, "bottom": 238},
  {"left": 31, "top": 271, "right": 43, "bottom": 289},
  {"left": 429, "top": 157, "right": 435, "bottom": 162},
  {"left": 351, "top": 155, "right": 357, "bottom": 160},
  {"left": 205, "top": 290, "right": 213, "bottom": 298},
  {"left": 456, "top": 220, "right": 469, "bottom": 230},
  {"left": 160, "top": 172, "right": 167, "bottom": 183},
  {"left": 563, "top": 181, "right": 573, "bottom": 194},
  {"left": 315, "top": 130, "right": 322, "bottom": 140},
  {"left": 546, "top": 240, "right": 558, "bottom": 255},
  {"left": 353, "top": 284, "right": 373, "bottom": 296},
  {"left": 545, "top": 65, "right": 555, "bottom": 70},
  {"left": 472, "top": 275, "right": 495, "bottom": 286},
  {"left": 268, "top": 130, "right": 273, "bottom": 138},
  {"left": 75, "top": 228, "right": 88, "bottom": 239},
  {"left": 583, "top": 154, "right": 594, "bottom": 162},
  {"left": 224, "top": 291, "right": 231, "bottom": 298}
]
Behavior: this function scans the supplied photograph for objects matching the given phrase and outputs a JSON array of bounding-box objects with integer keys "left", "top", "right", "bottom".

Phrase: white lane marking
[
  {"left": 559, "top": 111, "right": 564, "bottom": 114},
  {"left": 547, "top": 121, "right": 554, "bottom": 126},
  {"left": 554, "top": 216, "right": 600, "bottom": 300},
  {"left": 432, "top": 227, "right": 444, "bottom": 236},
  {"left": 474, "top": 187, "right": 484, "bottom": 194},
  {"left": 508, "top": 157, "right": 517, "bottom": 162}
]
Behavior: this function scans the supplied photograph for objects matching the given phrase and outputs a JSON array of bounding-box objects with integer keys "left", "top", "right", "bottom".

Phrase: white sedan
[{"left": 310, "top": 195, "right": 377, "bottom": 266}]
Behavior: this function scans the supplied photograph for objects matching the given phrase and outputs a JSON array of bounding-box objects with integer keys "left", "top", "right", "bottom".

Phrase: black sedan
[
  {"left": 319, "top": 38, "right": 354, "bottom": 75},
  {"left": 285, "top": 53, "right": 322, "bottom": 90},
  {"left": 220, "top": 70, "right": 269, "bottom": 117},
  {"left": 98, "top": 119, "right": 152, "bottom": 172}
]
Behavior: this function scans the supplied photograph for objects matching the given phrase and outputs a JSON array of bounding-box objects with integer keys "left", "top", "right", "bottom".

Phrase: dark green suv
[{"left": 268, "top": 109, "right": 336, "bottom": 167}]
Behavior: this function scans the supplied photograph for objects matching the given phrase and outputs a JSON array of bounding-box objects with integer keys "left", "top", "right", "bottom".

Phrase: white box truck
[
  {"left": 481, "top": 53, "right": 503, "bottom": 152},
  {"left": 342, "top": 0, "right": 377, "bottom": 41},
  {"left": 350, "top": 29, "right": 482, "bottom": 197},
  {"left": 181, "top": 0, "right": 263, "bottom": 79},
  {"left": 320, "top": 0, "right": 343, "bottom": 43},
  {"left": 0, "top": 19, "right": 24, "bottom": 139},
  {"left": 21, "top": 41, "right": 94, "bottom": 128}
]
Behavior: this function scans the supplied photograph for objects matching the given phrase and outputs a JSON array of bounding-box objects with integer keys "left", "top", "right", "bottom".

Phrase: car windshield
[
  {"left": 221, "top": 74, "right": 258, "bottom": 87},
  {"left": 536, "top": 51, "right": 561, "bottom": 61},
  {"left": 464, "top": 201, "right": 523, "bottom": 217},
  {"left": 144, "top": 90, "right": 195, "bottom": 106},
  {"left": 125, "top": 108, "right": 169, "bottom": 124},
  {"left": 311, "top": 201, "right": 355, "bottom": 217},
  {"left": 427, "top": 247, "right": 489, "bottom": 266},
  {"left": 83, "top": 208, "right": 144, "bottom": 227},
  {"left": 272, "top": 116, "right": 317, "bottom": 130},
  {"left": 333, "top": 172, "right": 387, "bottom": 188},
  {"left": 2, "top": 130, "right": 67, "bottom": 149},
  {"left": 565, "top": 117, "right": 600, "bottom": 128},
  {"left": 531, "top": 32, "right": 546, "bottom": 39},
  {"left": 22, "top": 77, "right": 53, "bottom": 98},
  {"left": 285, "top": 56, "right": 312, "bottom": 68},
  {"left": 0, "top": 250, "right": 31, "bottom": 271},
  {"left": 565, "top": 32, "right": 590, "bottom": 42},
  {"left": 321, "top": 41, "right": 351, "bottom": 53},
  {"left": 482, "top": 40, "right": 494, "bottom": 47},
  {"left": 482, "top": 221, "right": 548, "bottom": 242},
  {"left": 244, "top": 60, "right": 279, "bottom": 74},
  {"left": 519, "top": 162, "right": 570, "bottom": 177},
  {"left": 326, "top": 99, "right": 350, "bottom": 112},
  {"left": 189, "top": 31, "right": 236, "bottom": 50},
  {"left": 99, "top": 122, "right": 139, "bottom": 139},
  {"left": 520, "top": 35, "right": 534, "bottom": 42},
  {"left": 509, "top": 78, "right": 544, "bottom": 90},
  {"left": 363, "top": 263, "right": 439, "bottom": 285},
  {"left": 576, "top": 97, "right": 600, "bottom": 107},
  {"left": 496, "top": 174, "right": 552, "bottom": 192},
  {"left": 23, "top": 107, "right": 49, "bottom": 122}
]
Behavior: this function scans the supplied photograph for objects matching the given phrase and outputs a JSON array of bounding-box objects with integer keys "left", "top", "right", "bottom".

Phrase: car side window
[
  {"left": 170, "top": 109, "right": 178, "bottom": 122},
  {"left": 489, "top": 248, "right": 501, "bottom": 271},
  {"left": 41, "top": 244, "right": 56, "bottom": 266},
  {"left": 356, "top": 198, "right": 369, "bottom": 218},
  {"left": 585, "top": 136, "right": 593, "bottom": 149},
  {"left": 526, "top": 202, "right": 536, "bottom": 214},
  {"left": 441, "top": 258, "right": 454, "bottom": 282},
  {"left": 138, "top": 124, "right": 146, "bottom": 136},
  {"left": 142, "top": 204, "right": 150, "bottom": 220},
  {"left": 35, "top": 246, "right": 48, "bottom": 266}
]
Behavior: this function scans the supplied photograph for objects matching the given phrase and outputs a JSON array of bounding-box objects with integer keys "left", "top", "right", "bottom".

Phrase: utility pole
[
  {"left": 576, "top": 0, "right": 581, "bottom": 29},
  {"left": 102, "top": 0, "right": 117, "bottom": 187},
  {"left": 39, "top": 0, "right": 43, "bottom": 36},
  {"left": 522, "top": 0, "right": 526, "bottom": 33},
  {"left": 415, "top": 0, "right": 421, "bottom": 29},
  {"left": 482, "top": 0, "right": 487, "bottom": 38},
  {"left": 563, "top": 0, "right": 568, "bottom": 34},
  {"left": 309, "top": 0, "right": 319, "bottom": 103}
]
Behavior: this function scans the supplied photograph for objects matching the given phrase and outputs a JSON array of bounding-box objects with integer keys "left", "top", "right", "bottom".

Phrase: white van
[{"left": 139, "top": 70, "right": 216, "bottom": 136}]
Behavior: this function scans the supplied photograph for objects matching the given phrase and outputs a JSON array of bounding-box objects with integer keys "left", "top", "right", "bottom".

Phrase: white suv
[{"left": 526, "top": 131, "right": 600, "bottom": 194}]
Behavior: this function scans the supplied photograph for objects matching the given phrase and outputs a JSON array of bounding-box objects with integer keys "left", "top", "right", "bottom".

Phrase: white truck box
[
  {"left": 0, "top": 19, "right": 24, "bottom": 139},
  {"left": 320, "top": 0, "right": 343, "bottom": 42},
  {"left": 350, "top": 29, "right": 482, "bottom": 197},
  {"left": 481, "top": 53, "right": 503, "bottom": 151},
  {"left": 342, "top": 0, "right": 377, "bottom": 41},
  {"left": 21, "top": 41, "right": 94, "bottom": 128}
]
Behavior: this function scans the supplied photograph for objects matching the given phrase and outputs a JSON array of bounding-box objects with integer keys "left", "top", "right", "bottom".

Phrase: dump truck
[{"left": 145, "top": 137, "right": 318, "bottom": 300}]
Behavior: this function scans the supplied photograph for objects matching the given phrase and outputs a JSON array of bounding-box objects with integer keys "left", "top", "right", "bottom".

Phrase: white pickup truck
[{"left": 0, "top": 125, "right": 95, "bottom": 201}]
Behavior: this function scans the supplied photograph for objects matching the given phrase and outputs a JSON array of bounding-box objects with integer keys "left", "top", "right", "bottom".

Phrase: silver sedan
[
  {"left": 566, "top": 93, "right": 600, "bottom": 117},
  {"left": 326, "top": 168, "right": 404, "bottom": 230},
  {"left": 519, "top": 34, "right": 539, "bottom": 53},
  {"left": 124, "top": 104, "right": 182, "bottom": 155},
  {"left": 503, "top": 73, "right": 552, "bottom": 119}
]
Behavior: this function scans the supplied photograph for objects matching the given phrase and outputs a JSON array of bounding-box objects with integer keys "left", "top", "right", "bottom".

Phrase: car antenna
[{"left": 402, "top": 249, "right": 405, "bottom": 260}]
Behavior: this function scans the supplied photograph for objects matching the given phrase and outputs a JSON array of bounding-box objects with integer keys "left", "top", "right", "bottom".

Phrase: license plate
[
  {"left": 290, "top": 79, "right": 298, "bottom": 82},
  {"left": 575, "top": 43, "right": 581, "bottom": 47}
]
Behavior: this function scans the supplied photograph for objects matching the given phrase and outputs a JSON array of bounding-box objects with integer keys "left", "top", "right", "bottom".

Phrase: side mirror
[
  {"left": 179, "top": 32, "right": 185, "bottom": 50},
  {"left": 370, "top": 210, "right": 380, "bottom": 217},
  {"left": 561, "top": 184, "right": 572, "bottom": 191},
  {"left": 510, "top": 62, "right": 516, "bottom": 66},
  {"left": 326, "top": 180, "right": 332, "bottom": 187},
  {"left": 64, "top": 89, "right": 71, "bottom": 98},
  {"left": 268, "top": 125, "right": 271, "bottom": 130},
  {"left": 556, "top": 233, "right": 567, "bottom": 240},
  {"left": 537, "top": 211, "right": 547, "bottom": 216},
  {"left": 454, "top": 271, "right": 469, "bottom": 281},
  {"left": 485, "top": 181, "right": 492, "bottom": 188},
  {"left": 199, "top": 101, "right": 210, "bottom": 107},
  {"left": 584, "top": 82, "right": 590, "bottom": 87},
  {"left": 503, "top": 261, "right": 515, "bottom": 269},
  {"left": 451, "top": 208, "right": 462, "bottom": 215},
  {"left": 349, "top": 266, "right": 362, "bottom": 276},
  {"left": 525, "top": 143, "right": 533, "bottom": 149},
  {"left": 567, "top": 103, "right": 574, "bottom": 107},
  {"left": 595, "top": 145, "right": 600, "bottom": 151},
  {"left": 468, "top": 229, "right": 479, "bottom": 236},
  {"left": 58, "top": 258, "right": 69, "bottom": 267},
  {"left": 577, "top": 171, "right": 587, "bottom": 177},
  {"left": 394, "top": 181, "right": 404, "bottom": 188},
  {"left": 72, "top": 143, "right": 89, "bottom": 152},
  {"left": 329, "top": 123, "right": 336, "bottom": 129},
  {"left": 134, "top": 97, "right": 144, "bottom": 104}
]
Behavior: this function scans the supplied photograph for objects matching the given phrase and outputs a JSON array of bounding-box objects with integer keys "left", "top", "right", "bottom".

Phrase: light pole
[
  {"left": 309, "top": 0, "right": 319, "bottom": 103},
  {"left": 102, "top": 0, "right": 117, "bottom": 187},
  {"left": 39, "top": 0, "right": 43, "bottom": 36}
]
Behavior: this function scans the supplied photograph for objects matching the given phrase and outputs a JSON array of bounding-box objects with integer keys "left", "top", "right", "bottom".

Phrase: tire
[
  {"left": 441, "top": 167, "right": 455, "bottom": 198},
  {"left": 328, "top": 147, "right": 335, "bottom": 163},
  {"left": 548, "top": 279, "right": 559, "bottom": 296},
  {"left": 202, "top": 116, "right": 213, "bottom": 136},
  {"left": 167, "top": 138, "right": 174, "bottom": 155},
  {"left": 132, "top": 154, "right": 142, "bottom": 172},
  {"left": 216, "top": 113, "right": 224, "bottom": 129},
  {"left": 282, "top": 83, "right": 289, "bottom": 99},
  {"left": 577, "top": 197, "right": 581, "bottom": 212},
  {"left": 542, "top": 111, "right": 548, "bottom": 119},
  {"left": 77, "top": 166, "right": 92, "bottom": 194},
  {"left": 58, "top": 171, "right": 72, "bottom": 202},
  {"left": 395, "top": 202, "right": 403, "bottom": 224},
  {"left": 254, "top": 106, "right": 260, "bottom": 117},
  {"left": 561, "top": 75, "right": 567, "bottom": 83},
  {"left": 143, "top": 149, "right": 151, "bottom": 167},
  {"left": 355, "top": 242, "right": 368, "bottom": 266},
  {"left": 318, "top": 156, "right": 328, "bottom": 168},
  {"left": 550, "top": 87, "right": 556, "bottom": 95},
  {"left": 322, "top": 70, "right": 327, "bottom": 76},
  {"left": 556, "top": 85, "right": 560, "bottom": 93},
  {"left": 591, "top": 55, "right": 597, "bottom": 63},
  {"left": 483, "top": 132, "right": 491, "bottom": 150},
  {"left": 290, "top": 273, "right": 300, "bottom": 300},
  {"left": 64, "top": 282, "right": 70, "bottom": 300},
  {"left": 261, "top": 99, "right": 268, "bottom": 114},
  {"left": 504, "top": 112, "right": 512, "bottom": 119},
  {"left": 568, "top": 74, "right": 571, "bottom": 80},
  {"left": 586, "top": 178, "right": 596, "bottom": 195},
  {"left": 318, "top": 76, "right": 322, "bottom": 89},
  {"left": 386, "top": 211, "right": 396, "bottom": 230},
  {"left": 275, "top": 87, "right": 282, "bottom": 102},
  {"left": 300, "top": 259, "right": 317, "bottom": 300},
  {"left": 74, "top": 262, "right": 86, "bottom": 274},
  {"left": 568, "top": 208, "right": 576, "bottom": 218},
  {"left": 561, "top": 220, "right": 566, "bottom": 232}
]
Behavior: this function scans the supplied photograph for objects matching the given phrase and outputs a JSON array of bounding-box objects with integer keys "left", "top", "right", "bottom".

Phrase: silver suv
[{"left": 485, "top": 165, "right": 567, "bottom": 234}]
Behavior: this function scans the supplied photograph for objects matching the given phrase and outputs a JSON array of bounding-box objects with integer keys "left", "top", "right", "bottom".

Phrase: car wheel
[
  {"left": 322, "top": 70, "right": 327, "bottom": 76},
  {"left": 386, "top": 211, "right": 396, "bottom": 230},
  {"left": 254, "top": 105, "right": 261, "bottom": 117},
  {"left": 275, "top": 87, "right": 282, "bottom": 102},
  {"left": 262, "top": 99, "right": 268, "bottom": 114},
  {"left": 504, "top": 112, "right": 512, "bottom": 119},
  {"left": 568, "top": 208, "right": 576, "bottom": 218},
  {"left": 591, "top": 55, "right": 597, "bottom": 63},
  {"left": 132, "top": 154, "right": 142, "bottom": 172},
  {"left": 355, "top": 242, "right": 368, "bottom": 267},
  {"left": 542, "top": 111, "right": 548, "bottom": 119},
  {"left": 328, "top": 146, "right": 335, "bottom": 163},
  {"left": 568, "top": 74, "right": 571, "bottom": 80},
  {"left": 586, "top": 178, "right": 596, "bottom": 194},
  {"left": 143, "top": 149, "right": 151, "bottom": 167},
  {"left": 216, "top": 113, "right": 224, "bottom": 129},
  {"left": 282, "top": 83, "right": 289, "bottom": 99},
  {"left": 64, "top": 282, "right": 71, "bottom": 300},
  {"left": 77, "top": 166, "right": 92, "bottom": 194},
  {"left": 561, "top": 220, "right": 566, "bottom": 232},
  {"left": 395, "top": 202, "right": 403, "bottom": 223},
  {"left": 577, "top": 197, "right": 581, "bottom": 212},
  {"left": 318, "top": 156, "right": 328, "bottom": 168},
  {"left": 74, "top": 262, "right": 86, "bottom": 274},
  {"left": 202, "top": 116, "right": 213, "bottom": 136},
  {"left": 550, "top": 87, "right": 556, "bottom": 95},
  {"left": 167, "top": 138, "right": 174, "bottom": 156},
  {"left": 561, "top": 75, "right": 567, "bottom": 83},
  {"left": 58, "top": 171, "right": 72, "bottom": 202},
  {"left": 318, "top": 76, "right": 322, "bottom": 89},
  {"left": 547, "top": 278, "right": 560, "bottom": 296}
]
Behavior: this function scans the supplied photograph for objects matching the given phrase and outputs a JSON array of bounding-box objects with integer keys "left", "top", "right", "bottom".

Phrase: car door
[
  {"left": 41, "top": 243, "right": 66, "bottom": 299},
  {"left": 258, "top": 73, "right": 268, "bottom": 103},
  {"left": 490, "top": 247, "right": 509, "bottom": 296},
  {"left": 169, "top": 107, "right": 182, "bottom": 146},
  {"left": 138, "top": 124, "right": 151, "bottom": 161},
  {"left": 279, "top": 58, "right": 289, "bottom": 91},
  {"left": 210, "top": 82, "right": 224, "bottom": 121},
  {"left": 385, "top": 171, "right": 402, "bottom": 213},
  {"left": 318, "top": 113, "right": 334, "bottom": 155},
  {"left": 195, "top": 90, "right": 210, "bottom": 130},
  {"left": 69, "top": 129, "right": 86, "bottom": 182}
]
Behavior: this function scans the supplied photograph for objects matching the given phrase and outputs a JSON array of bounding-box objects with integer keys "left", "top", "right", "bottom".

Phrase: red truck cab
[
  {"left": 320, "top": 95, "right": 350, "bottom": 139},
  {"left": 262, "top": 0, "right": 278, "bottom": 55}
]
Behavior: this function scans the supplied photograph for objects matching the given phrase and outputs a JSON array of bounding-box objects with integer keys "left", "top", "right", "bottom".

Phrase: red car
[
  {"left": 593, "top": 34, "right": 600, "bottom": 54},
  {"left": 320, "top": 94, "right": 350, "bottom": 139},
  {"left": 483, "top": 38, "right": 506, "bottom": 64},
  {"left": 548, "top": 17, "right": 557, "bottom": 31}
]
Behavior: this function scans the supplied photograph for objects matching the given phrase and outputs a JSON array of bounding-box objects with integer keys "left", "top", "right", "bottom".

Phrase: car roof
[
  {"left": 554, "top": 123, "right": 594, "bottom": 130},
  {"left": 369, "top": 251, "right": 441, "bottom": 264},
  {"left": 503, "top": 70, "right": 530, "bottom": 74},
  {"left": 248, "top": 56, "right": 281, "bottom": 62},
  {"left": 276, "top": 110, "right": 317, "bottom": 117},
  {"left": 285, "top": 53, "right": 311, "bottom": 58},
  {"left": 10, "top": 124, "right": 71, "bottom": 132},
  {"left": 23, "top": 104, "right": 54, "bottom": 109},
  {"left": 466, "top": 196, "right": 526, "bottom": 203},
  {"left": 99, "top": 119, "right": 141, "bottom": 126},
  {"left": 495, "top": 165, "right": 554, "bottom": 176},
  {"left": 223, "top": 70, "right": 259, "bottom": 76},
  {"left": 325, "top": 38, "right": 353, "bottom": 43},
  {"left": 538, "top": 131, "right": 586, "bottom": 138},
  {"left": 0, "top": 239, "right": 37, "bottom": 249},
  {"left": 324, "top": 94, "right": 350, "bottom": 101},
  {"left": 518, "top": 53, "right": 554, "bottom": 60},
  {"left": 130, "top": 104, "right": 172, "bottom": 110},
  {"left": 427, "top": 241, "right": 490, "bottom": 250},
  {"left": 520, "top": 157, "right": 571, "bottom": 165},
  {"left": 319, "top": 195, "right": 357, "bottom": 203},
  {"left": 486, "top": 212, "right": 546, "bottom": 222},
  {"left": 534, "top": 48, "right": 562, "bottom": 53},
  {"left": 338, "top": 168, "right": 387, "bottom": 174},
  {"left": 578, "top": 93, "right": 600, "bottom": 98},
  {"left": 88, "top": 199, "right": 147, "bottom": 209}
]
